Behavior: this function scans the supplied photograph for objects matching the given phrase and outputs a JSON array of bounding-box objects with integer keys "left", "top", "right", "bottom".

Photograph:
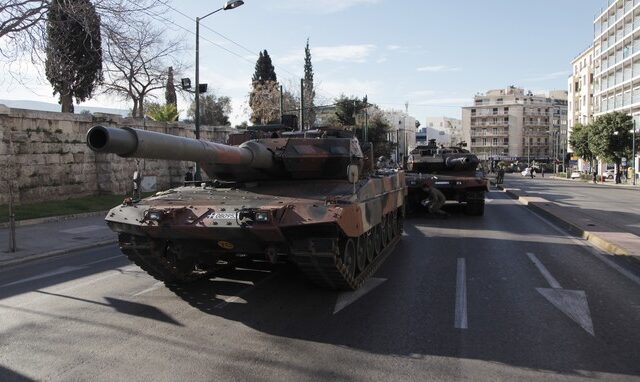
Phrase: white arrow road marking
[
  {"left": 455, "top": 258, "right": 468, "bottom": 329},
  {"left": 1, "top": 266, "right": 86, "bottom": 287},
  {"left": 527, "top": 252, "right": 595, "bottom": 336},
  {"left": 334, "top": 277, "right": 386, "bottom": 314}
]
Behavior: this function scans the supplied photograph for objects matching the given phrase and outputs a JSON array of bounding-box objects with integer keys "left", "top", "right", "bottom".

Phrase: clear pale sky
[{"left": 0, "top": 0, "right": 605, "bottom": 125}]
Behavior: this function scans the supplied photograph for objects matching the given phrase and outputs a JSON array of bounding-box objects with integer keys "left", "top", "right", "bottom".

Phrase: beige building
[
  {"left": 461, "top": 87, "right": 568, "bottom": 163},
  {"left": 568, "top": 46, "right": 595, "bottom": 170}
]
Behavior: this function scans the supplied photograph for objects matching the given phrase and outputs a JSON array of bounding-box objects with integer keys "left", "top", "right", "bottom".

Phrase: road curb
[
  {"left": 502, "top": 187, "right": 638, "bottom": 259},
  {"left": 0, "top": 210, "right": 109, "bottom": 229},
  {"left": 0, "top": 239, "right": 117, "bottom": 268}
]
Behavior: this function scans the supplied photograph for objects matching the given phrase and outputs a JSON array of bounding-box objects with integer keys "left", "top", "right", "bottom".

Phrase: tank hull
[
  {"left": 406, "top": 172, "right": 489, "bottom": 216},
  {"left": 107, "top": 173, "right": 406, "bottom": 289}
]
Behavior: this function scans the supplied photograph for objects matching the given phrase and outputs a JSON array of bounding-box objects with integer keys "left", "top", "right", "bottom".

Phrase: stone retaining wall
[{"left": 0, "top": 104, "right": 235, "bottom": 205}]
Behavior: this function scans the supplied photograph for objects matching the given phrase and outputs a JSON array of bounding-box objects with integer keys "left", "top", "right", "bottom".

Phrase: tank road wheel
[
  {"left": 341, "top": 239, "right": 357, "bottom": 279},
  {"left": 356, "top": 236, "right": 367, "bottom": 273},
  {"left": 373, "top": 225, "right": 382, "bottom": 256},
  {"left": 392, "top": 210, "right": 400, "bottom": 238},
  {"left": 365, "top": 232, "right": 375, "bottom": 263},
  {"left": 396, "top": 208, "right": 404, "bottom": 235},
  {"left": 386, "top": 212, "right": 395, "bottom": 243},
  {"left": 380, "top": 216, "right": 389, "bottom": 247}
]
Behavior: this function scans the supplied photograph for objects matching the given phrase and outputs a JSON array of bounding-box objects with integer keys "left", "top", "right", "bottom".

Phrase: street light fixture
[{"left": 194, "top": 0, "right": 244, "bottom": 180}]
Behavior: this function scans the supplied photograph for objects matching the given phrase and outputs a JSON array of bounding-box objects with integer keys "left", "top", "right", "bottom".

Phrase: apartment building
[
  {"left": 382, "top": 110, "right": 417, "bottom": 163},
  {"left": 593, "top": 0, "right": 640, "bottom": 117},
  {"left": 568, "top": 46, "right": 595, "bottom": 170},
  {"left": 592, "top": 0, "right": 640, "bottom": 173},
  {"left": 461, "top": 87, "right": 568, "bottom": 163},
  {"left": 422, "top": 117, "right": 463, "bottom": 146}
]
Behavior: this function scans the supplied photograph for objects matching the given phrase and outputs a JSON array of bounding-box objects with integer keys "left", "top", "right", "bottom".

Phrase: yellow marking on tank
[{"left": 217, "top": 240, "right": 234, "bottom": 250}]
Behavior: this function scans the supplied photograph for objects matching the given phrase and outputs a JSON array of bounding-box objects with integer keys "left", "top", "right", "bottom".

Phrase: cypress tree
[
  {"left": 252, "top": 49, "right": 277, "bottom": 84},
  {"left": 165, "top": 66, "right": 177, "bottom": 110},
  {"left": 303, "top": 38, "right": 316, "bottom": 129},
  {"left": 45, "top": 0, "right": 103, "bottom": 113}
]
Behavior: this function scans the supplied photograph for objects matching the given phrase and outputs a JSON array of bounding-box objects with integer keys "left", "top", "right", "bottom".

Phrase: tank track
[
  {"left": 118, "top": 233, "right": 204, "bottom": 284},
  {"left": 291, "top": 214, "right": 403, "bottom": 290}
]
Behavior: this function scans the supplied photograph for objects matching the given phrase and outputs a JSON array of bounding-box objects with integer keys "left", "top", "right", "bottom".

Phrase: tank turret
[
  {"left": 406, "top": 139, "right": 478, "bottom": 174},
  {"left": 86, "top": 125, "right": 363, "bottom": 181}
]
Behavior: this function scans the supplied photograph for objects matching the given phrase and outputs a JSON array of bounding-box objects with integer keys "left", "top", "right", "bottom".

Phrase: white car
[
  {"left": 605, "top": 169, "right": 615, "bottom": 179},
  {"left": 570, "top": 171, "right": 581, "bottom": 179},
  {"left": 521, "top": 168, "right": 533, "bottom": 177}
]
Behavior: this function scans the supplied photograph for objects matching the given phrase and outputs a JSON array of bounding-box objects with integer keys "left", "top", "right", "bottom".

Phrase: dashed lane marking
[{"left": 455, "top": 258, "right": 468, "bottom": 329}]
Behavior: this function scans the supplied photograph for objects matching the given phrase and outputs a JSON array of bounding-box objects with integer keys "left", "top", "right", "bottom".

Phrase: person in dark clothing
[
  {"left": 592, "top": 170, "right": 598, "bottom": 184},
  {"left": 541, "top": 166, "right": 545, "bottom": 177},
  {"left": 185, "top": 166, "right": 194, "bottom": 184}
]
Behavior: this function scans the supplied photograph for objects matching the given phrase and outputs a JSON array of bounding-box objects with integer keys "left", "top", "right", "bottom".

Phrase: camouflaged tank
[
  {"left": 86, "top": 125, "right": 406, "bottom": 290},
  {"left": 406, "top": 139, "right": 488, "bottom": 216}
]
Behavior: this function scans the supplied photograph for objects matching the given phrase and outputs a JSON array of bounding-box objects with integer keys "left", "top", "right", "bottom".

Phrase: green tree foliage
[
  {"left": 589, "top": 112, "right": 633, "bottom": 165},
  {"left": 303, "top": 38, "right": 316, "bottom": 129},
  {"left": 252, "top": 50, "right": 276, "bottom": 84},
  {"left": 145, "top": 102, "right": 179, "bottom": 122},
  {"left": 334, "top": 95, "right": 368, "bottom": 126},
  {"left": 165, "top": 66, "right": 177, "bottom": 109},
  {"left": 188, "top": 93, "right": 231, "bottom": 126},
  {"left": 45, "top": 0, "right": 102, "bottom": 113},
  {"left": 568, "top": 122, "right": 595, "bottom": 165},
  {"left": 367, "top": 110, "right": 395, "bottom": 159}
]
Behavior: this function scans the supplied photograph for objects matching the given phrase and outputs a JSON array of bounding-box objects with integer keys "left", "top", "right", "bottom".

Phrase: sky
[{"left": 0, "top": 0, "right": 606, "bottom": 125}]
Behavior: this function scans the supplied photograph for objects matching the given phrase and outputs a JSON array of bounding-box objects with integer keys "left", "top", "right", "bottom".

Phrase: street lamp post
[
  {"left": 194, "top": 0, "right": 244, "bottom": 180},
  {"left": 633, "top": 119, "right": 637, "bottom": 185}
]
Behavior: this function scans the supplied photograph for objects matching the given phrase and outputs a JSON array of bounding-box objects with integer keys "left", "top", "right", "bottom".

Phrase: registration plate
[{"left": 208, "top": 212, "right": 236, "bottom": 220}]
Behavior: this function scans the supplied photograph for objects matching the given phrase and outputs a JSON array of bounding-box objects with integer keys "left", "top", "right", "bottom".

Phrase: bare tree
[
  {"left": 0, "top": 0, "right": 168, "bottom": 65},
  {"left": 102, "top": 20, "right": 185, "bottom": 118}
]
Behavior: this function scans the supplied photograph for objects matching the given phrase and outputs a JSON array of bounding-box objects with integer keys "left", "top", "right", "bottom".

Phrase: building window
[
  {"left": 503, "top": 138, "right": 509, "bottom": 145},
  {"left": 493, "top": 138, "right": 498, "bottom": 146}
]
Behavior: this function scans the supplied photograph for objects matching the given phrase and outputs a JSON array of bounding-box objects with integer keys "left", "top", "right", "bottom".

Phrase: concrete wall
[{"left": 0, "top": 104, "right": 235, "bottom": 205}]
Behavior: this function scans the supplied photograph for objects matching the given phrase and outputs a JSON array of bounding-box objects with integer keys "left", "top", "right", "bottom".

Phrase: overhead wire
[{"left": 126, "top": 1, "right": 454, "bottom": 110}]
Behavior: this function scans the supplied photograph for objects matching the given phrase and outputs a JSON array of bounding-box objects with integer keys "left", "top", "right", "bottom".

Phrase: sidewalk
[
  {"left": 0, "top": 213, "right": 116, "bottom": 267},
  {"left": 496, "top": 176, "right": 640, "bottom": 259}
]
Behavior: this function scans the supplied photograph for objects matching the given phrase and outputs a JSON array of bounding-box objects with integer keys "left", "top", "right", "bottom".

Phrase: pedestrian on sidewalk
[
  {"left": 541, "top": 166, "right": 545, "bottom": 178},
  {"left": 592, "top": 170, "right": 598, "bottom": 184}
]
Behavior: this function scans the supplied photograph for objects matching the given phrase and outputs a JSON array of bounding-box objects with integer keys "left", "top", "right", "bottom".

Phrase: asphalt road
[
  {"left": 0, "top": 189, "right": 639, "bottom": 381},
  {"left": 505, "top": 174, "right": 640, "bottom": 236}
]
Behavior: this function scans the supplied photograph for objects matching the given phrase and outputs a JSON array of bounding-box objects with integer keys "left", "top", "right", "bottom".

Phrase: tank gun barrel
[
  {"left": 445, "top": 155, "right": 479, "bottom": 169},
  {"left": 86, "top": 125, "right": 273, "bottom": 169}
]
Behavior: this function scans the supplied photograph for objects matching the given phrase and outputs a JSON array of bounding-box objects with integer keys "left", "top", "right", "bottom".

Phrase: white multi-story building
[
  {"left": 592, "top": 0, "right": 640, "bottom": 172},
  {"left": 422, "top": 117, "right": 463, "bottom": 146},
  {"left": 382, "top": 110, "right": 417, "bottom": 163},
  {"left": 568, "top": 46, "right": 595, "bottom": 171},
  {"left": 461, "top": 87, "right": 568, "bottom": 163}
]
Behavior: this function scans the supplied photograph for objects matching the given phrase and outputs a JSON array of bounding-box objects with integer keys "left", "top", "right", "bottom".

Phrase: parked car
[
  {"left": 605, "top": 169, "right": 615, "bottom": 179},
  {"left": 521, "top": 167, "right": 533, "bottom": 177},
  {"left": 570, "top": 171, "right": 582, "bottom": 179}
]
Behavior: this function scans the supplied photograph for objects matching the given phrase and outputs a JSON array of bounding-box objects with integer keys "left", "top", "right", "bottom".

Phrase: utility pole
[
  {"left": 279, "top": 85, "right": 283, "bottom": 124},
  {"left": 299, "top": 78, "right": 304, "bottom": 131}
]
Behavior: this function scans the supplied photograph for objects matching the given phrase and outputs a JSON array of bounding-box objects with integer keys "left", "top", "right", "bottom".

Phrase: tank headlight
[
  {"left": 146, "top": 210, "right": 163, "bottom": 221},
  {"left": 255, "top": 211, "right": 270, "bottom": 222}
]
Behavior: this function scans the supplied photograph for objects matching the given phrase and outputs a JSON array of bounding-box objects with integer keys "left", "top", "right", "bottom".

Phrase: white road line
[
  {"left": 526, "top": 207, "right": 640, "bottom": 288},
  {"left": 59, "top": 225, "right": 108, "bottom": 234},
  {"left": 82, "top": 254, "right": 123, "bottom": 267},
  {"left": 526, "top": 252, "right": 562, "bottom": 289},
  {"left": 214, "top": 272, "right": 278, "bottom": 310},
  {"left": 455, "top": 258, "right": 468, "bottom": 329},
  {"left": 131, "top": 281, "right": 164, "bottom": 297}
]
